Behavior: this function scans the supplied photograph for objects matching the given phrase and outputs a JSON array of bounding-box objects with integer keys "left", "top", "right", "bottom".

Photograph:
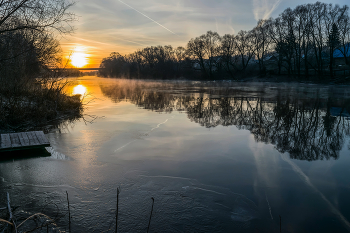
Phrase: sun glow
[
  {"left": 71, "top": 52, "right": 88, "bottom": 67},
  {"left": 73, "top": 85, "right": 87, "bottom": 97},
  {"left": 69, "top": 46, "right": 90, "bottom": 68}
]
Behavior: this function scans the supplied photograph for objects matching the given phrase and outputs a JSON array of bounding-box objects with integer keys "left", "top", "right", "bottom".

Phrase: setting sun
[
  {"left": 71, "top": 52, "right": 88, "bottom": 67},
  {"left": 69, "top": 46, "right": 90, "bottom": 68}
]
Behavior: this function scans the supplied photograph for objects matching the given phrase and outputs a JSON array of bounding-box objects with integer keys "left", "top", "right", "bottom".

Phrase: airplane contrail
[
  {"left": 263, "top": 0, "right": 282, "bottom": 20},
  {"left": 118, "top": 0, "right": 178, "bottom": 36},
  {"left": 71, "top": 36, "right": 147, "bottom": 47}
]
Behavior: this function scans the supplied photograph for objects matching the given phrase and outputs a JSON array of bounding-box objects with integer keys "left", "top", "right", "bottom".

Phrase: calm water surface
[{"left": 1, "top": 76, "right": 350, "bottom": 233}]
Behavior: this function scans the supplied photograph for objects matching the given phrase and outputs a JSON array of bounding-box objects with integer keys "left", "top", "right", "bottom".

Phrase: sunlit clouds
[
  {"left": 118, "top": 0, "right": 178, "bottom": 35},
  {"left": 59, "top": 0, "right": 349, "bottom": 67}
]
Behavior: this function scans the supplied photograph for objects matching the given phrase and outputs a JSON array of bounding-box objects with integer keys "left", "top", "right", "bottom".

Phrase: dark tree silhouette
[{"left": 329, "top": 23, "right": 341, "bottom": 77}]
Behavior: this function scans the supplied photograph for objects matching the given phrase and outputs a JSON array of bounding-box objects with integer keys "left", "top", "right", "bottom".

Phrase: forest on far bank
[{"left": 99, "top": 2, "right": 350, "bottom": 82}]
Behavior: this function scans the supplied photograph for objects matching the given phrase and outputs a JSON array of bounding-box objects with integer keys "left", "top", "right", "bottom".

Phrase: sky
[{"left": 59, "top": 0, "right": 349, "bottom": 68}]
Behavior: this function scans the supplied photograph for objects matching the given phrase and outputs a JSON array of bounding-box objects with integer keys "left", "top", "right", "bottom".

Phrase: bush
[{"left": 0, "top": 76, "right": 83, "bottom": 132}]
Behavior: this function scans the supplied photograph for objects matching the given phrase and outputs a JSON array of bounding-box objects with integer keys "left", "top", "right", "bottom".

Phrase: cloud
[
  {"left": 118, "top": 0, "right": 178, "bottom": 36},
  {"left": 143, "top": 3, "right": 195, "bottom": 13},
  {"left": 252, "top": 0, "right": 282, "bottom": 21},
  {"left": 71, "top": 36, "right": 147, "bottom": 47},
  {"left": 58, "top": 0, "right": 260, "bottom": 66}
]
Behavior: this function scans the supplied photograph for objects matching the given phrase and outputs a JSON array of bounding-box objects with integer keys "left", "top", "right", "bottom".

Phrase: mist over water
[{"left": 1, "top": 76, "right": 350, "bottom": 232}]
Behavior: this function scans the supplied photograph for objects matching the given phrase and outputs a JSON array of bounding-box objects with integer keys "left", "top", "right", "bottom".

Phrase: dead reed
[
  {"left": 0, "top": 189, "right": 156, "bottom": 233},
  {"left": 0, "top": 75, "right": 83, "bottom": 132}
]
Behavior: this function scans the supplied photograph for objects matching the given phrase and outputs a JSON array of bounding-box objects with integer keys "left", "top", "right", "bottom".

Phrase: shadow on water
[
  {"left": 0, "top": 148, "right": 51, "bottom": 162},
  {"left": 100, "top": 80, "right": 350, "bottom": 161}
]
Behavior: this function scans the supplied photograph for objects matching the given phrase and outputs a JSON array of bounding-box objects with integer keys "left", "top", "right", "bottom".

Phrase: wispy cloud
[
  {"left": 118, "top": 0, "right": 178, "bottom": 36},
  {"left": 252, "top": 0, "right": 282, "bottom": 21},
  {"left": 71, "top": 36, "right": 147, "bottom": 47}
]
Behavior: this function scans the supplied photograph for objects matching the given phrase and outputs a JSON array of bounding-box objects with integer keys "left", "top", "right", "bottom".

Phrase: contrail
[
  {"left": 70, "top": 36, "right": 147, "bottom": 47},
  {"left": 281, "top": 154, "right": 350, "bottom": 231},
  {"left": 118, "top": 0, "right": 178, "bottom": 36},
  {"left": 253, "top": 0, "right": 283, "bottom": 21},
  {"left": 263, "top": 0, "right": 282, "bottom": 20},
  {"left": 114, "top": 117, "right": 174, "bottom": 153},
  {"left": 265, "top": 191, "right": 273, "bottom": 220}
]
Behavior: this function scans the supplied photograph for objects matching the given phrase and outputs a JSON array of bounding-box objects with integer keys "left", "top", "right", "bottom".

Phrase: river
[{"left": 1, "top": 76, "right": 350, "bottom": 233}]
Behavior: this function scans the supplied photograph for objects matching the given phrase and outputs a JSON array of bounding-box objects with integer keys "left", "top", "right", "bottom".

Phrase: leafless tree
[
  {"left": 0, "top": 0, "right": 75, "bottom": 34},
  {"left": 186, "top": 31, "right": 221, "bottom": 79},
  {"left": 0, "top": 0, "right": 76, "bottom": 84},
  {"left": 174, "top": 46, "right": 187, "bottom": 72},
  {"left": 235, "top": 30, "right": 255, "bottom": 71},
  {"left": 220, "top": 34, "right": 239, "bottom": 79},
  {"left": 100, "top": 2, "right": 350, "bottom": 81},
  {"left": 251, "top": 19, "right": 273, "bottom": 75}
]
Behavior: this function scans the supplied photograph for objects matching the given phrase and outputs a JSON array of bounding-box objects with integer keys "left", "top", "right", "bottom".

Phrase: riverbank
[
  {"left": 98, "top": 72, "right": 350, "bottom": 85},
  {"left": 0, "top": 78, "right": 83, "bottom": 133},
  {"left": 237, "top": 74, "right": 350, "bottom": 84}
]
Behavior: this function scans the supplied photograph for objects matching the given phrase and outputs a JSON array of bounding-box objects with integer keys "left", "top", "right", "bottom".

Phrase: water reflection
[
  {"left": 72, "top": 84, "right": 87, "bottom": 98},
  {"left": 100, "top": 80, "right": 350, "bottom": 161}
]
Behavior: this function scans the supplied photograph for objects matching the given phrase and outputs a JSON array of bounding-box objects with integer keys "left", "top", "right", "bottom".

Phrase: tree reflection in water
[{"left": 100, "top": 80, "right": 350, "bottom": 161}]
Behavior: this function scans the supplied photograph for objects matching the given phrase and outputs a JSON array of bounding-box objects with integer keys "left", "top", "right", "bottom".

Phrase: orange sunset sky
[{"left": 61, "top": 0, "right": 349, "bottom": 68}]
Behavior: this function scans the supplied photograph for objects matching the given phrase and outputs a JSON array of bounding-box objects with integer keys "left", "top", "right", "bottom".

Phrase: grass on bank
[{"left": 0, "top": 74, "right": 83, "bottom": 132}]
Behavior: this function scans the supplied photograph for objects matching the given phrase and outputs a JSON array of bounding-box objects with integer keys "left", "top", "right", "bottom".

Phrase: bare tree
[
  {"left": 235, "top": 30, "right": 255, "bottom": 71},
  {"left": 174, "top": 46, "right": 187, "bottom": 72},
  {"left": 0, "top": 0, "right": 75, "bottom": 34},
  {"left": 0, "top": 0, "right": 76, "bottom": 79},
  {"left": 186, "top": 31, "right": 221, "bottom": 79},
  {"left": 0, "top": 0, "right": 81, "bottom": 130},
  {"left": 220, "top": 34, "right": 239, "bottom": 79},
  {"left": 100, "top": 2, "right": 350, "bottom": 81},
  {"left": 251, "top": 19, "right": 273, "bottom": 75}
]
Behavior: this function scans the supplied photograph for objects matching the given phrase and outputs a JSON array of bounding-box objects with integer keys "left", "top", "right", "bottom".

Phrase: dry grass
[{"left": 0, "top": 75, "right": 83, "bottom": 132}]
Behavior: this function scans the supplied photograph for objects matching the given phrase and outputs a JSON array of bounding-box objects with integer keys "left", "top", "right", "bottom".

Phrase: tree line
[{"left": 99, "top": 2, "right": 350, "bottom": 81}]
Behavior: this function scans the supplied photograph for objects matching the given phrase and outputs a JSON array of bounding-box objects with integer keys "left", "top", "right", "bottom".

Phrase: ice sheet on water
[
  {"left": 117, "top": 171, "right": 259, "bottom": 232},
  {"left": 46, "top": 147, "right": 70, "bottom": 160},
  {"left": 231, "top": 197, "right": 259, "bottom": 222}
]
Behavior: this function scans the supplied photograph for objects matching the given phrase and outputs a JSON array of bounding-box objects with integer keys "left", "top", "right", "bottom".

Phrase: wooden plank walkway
[{"left": 0, "top": 131, "right": 50, "bottom": 152}]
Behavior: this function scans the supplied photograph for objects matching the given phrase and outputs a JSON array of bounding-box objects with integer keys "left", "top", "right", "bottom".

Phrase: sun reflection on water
[{"left": 73, "top": 84, "right": 87, "bottom": 97}]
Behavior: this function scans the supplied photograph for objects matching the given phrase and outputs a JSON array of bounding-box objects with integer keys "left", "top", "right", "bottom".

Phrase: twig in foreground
[
  {"left": 147, "top": 197, "right": 155, "bottom": 233},
  {"left": 66, "top": 191, "right": 71, "bottom": 233},
  {"left": 7, "top": 192, "right": 17, "bottom": 233},
  {"left": 115, "top": 187, "right": 120, "bottom": 233}
]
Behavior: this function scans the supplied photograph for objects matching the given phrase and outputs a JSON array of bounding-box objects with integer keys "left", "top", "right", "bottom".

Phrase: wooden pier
[{"left": 0, "top": 131, "right": 50, "bottom": 152}]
